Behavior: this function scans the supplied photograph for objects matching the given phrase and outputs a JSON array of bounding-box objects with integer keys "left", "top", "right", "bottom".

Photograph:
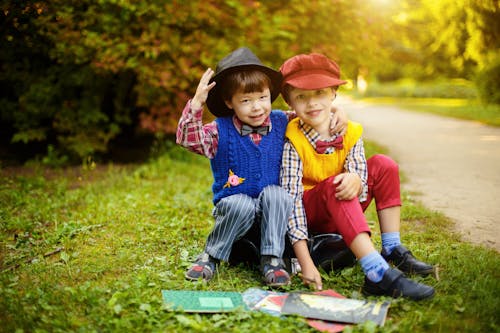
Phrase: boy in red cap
[
  {"left": 280, "top": 53, "right": 435, "bottom": 300},
  {"left": 176, "top": 48, "right": 347, "bottom": 287}
]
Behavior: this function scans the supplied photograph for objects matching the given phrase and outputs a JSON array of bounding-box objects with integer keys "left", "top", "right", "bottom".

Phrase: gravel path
[{"left": 339, "top": 96, "right": 500, "bottom": 252}]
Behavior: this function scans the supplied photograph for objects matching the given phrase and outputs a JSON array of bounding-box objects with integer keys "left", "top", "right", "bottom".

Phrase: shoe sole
[
  {"left": 265, "top": 281, "right": 291, "bottom": 288},
  {"left": 184, "top": 273, "right": 210, "bottom": 282},
  {"left": 362, "top": 286, "right": 435, "bottom": 301},
  {"left": 410, "top": 268, "right": 435, "bottom": 276}
]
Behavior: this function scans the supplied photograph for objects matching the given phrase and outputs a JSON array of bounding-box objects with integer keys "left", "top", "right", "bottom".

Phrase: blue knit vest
[{"left": 211, "top": 111, "right": 287, "bottom": 204}]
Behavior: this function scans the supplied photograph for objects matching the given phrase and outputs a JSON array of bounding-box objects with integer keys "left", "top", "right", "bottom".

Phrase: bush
[{"left": 475, "top": 61, "right": 500, "bottom": 105}]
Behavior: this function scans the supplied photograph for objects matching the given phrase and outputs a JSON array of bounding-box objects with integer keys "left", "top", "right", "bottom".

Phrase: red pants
[{"left": 303, "top": 154, "right": 401, "bottom": 246}]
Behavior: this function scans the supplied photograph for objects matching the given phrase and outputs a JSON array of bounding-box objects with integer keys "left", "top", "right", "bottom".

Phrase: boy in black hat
[{"left": 176, "top": 47, "right": 346, "bottom": 287}]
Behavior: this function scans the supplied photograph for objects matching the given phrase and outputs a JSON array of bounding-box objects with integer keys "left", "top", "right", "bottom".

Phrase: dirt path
[{"left": 338, "top": 96, "right": 500, "bottom": 252}]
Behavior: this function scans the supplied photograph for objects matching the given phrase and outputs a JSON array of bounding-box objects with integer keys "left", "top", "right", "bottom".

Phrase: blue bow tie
[{"left": 241, "top": 124, "right": 270, "bottom": 136}]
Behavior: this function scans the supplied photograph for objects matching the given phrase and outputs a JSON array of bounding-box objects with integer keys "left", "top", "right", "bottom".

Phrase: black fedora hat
[{"left": 206, "top": 47, "right": 282, "bottom": 117}]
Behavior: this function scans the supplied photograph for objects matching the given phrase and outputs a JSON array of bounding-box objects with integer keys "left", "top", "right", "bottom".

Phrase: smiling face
[
  {"left": 225, "top": 88, "right": 272, "bottom": 127},
  {"left": 286, "top": 86, "right": 336, "bottom": 130},
  {"left": 220, "top": 70, "right": 274, "bottom": 127}
]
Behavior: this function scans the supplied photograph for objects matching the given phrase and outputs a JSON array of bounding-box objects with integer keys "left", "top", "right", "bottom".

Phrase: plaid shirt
[
  {"left": 280, "top": 120, "right": 368, "bottom": 243},
  {"left": 176, "top": 100, "right": 294, "bottom": 158}
]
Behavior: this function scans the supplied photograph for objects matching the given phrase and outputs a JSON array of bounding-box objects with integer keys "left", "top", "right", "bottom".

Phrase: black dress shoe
[
  {"left": 363, "top": 268, "right": 435, "bottom": 301},
  {"left": 382, "top": 245, "right": 434, "bottom": 276}
]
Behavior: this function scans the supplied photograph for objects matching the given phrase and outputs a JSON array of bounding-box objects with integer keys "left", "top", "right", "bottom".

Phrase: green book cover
[{"left": 162, "top": 290, "right": 247, "bottom": 313}]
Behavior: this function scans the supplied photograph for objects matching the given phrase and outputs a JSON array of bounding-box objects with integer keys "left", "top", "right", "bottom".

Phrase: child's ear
[{"left": 224, "top": 100, "right": 233, "bottom": 109}]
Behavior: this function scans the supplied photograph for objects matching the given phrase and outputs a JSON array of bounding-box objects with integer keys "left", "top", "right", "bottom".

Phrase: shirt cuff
[
  {"left": 186, "top": 99, "right": 204, "bottom": 121},
  {"left": 359, "top": 183, "right": 368, "bottom": 202}
]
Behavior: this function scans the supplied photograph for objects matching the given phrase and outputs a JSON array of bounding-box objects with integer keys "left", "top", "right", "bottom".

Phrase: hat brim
[
  {"left": 206, "top": 64, "right": 283, "bottom": 118},
  {"left": 284, "top": 74, "right": 347, "bottom": 90}
]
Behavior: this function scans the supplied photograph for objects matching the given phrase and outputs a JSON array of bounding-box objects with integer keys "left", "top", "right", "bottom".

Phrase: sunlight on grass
[
  {"left": 1, "top": 145, "right": 499, "bottom": 332},
  {"left": 361, "top": 97, "right": 469, "bottom": 107},
  {"left": 357, "top": 96, "right": 500, "bottom": 127}
]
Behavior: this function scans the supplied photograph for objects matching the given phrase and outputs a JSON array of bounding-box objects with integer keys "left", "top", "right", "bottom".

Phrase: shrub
[{"left": 475, "top": 60, "right": 500, "bottom": 105}]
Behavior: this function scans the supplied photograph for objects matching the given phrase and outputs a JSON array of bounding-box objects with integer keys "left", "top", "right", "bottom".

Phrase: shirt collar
[
  {"left": 299, "top": 119, "right": 321, "bottom": 144},
  {"left": 298, "top": 118, "right": 340, "bottom": 146}
]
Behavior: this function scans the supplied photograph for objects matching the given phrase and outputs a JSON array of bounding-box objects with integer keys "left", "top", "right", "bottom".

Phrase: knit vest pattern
[
  {"left": 285, "top": 119, "right": 363, "bottom": 190},
  {"left": 211, "top": 111, "right": 288, "bottom": 204}
]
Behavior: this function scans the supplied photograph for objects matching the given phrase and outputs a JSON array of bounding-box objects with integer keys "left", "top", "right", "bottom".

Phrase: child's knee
[
  {"left": 215, "top": 194, "right": 255, "bottom": 217},
  {"left": 369, "top": 154, "right": 399, "bottom": 173},
  {"left": 260, "top": 185, "right": 293, "bottom": 207}
]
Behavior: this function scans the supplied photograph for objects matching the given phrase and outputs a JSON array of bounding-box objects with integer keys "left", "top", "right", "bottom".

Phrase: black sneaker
[
  {"left": 185, "top": 253, "right": 219, "bottom": 282},
  {"left": 382, "top": 245, "right": 434, "bottom": 276},
  {"left": 363, "top": 268, "right": 435, "bottom": 301}
]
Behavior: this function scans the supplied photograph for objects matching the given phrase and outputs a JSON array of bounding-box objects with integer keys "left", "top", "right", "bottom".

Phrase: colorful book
[
  {"left": 281, "top": 292, "right": 390, "bottom": 326},
  {"left": 162, "top": 288, "right": 389, "bottom": 327}
]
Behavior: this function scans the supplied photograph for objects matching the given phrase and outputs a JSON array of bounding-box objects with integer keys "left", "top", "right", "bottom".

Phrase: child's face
[
  {"left": 225, "top": 88, "right": 272, "bottom": 127},
  {"left": 287, "top": 87, "right": 336, "bottom": 129}
]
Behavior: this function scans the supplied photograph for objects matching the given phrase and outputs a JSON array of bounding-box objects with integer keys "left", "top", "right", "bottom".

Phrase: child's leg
[
  {"left": 257, "top": 185, "right": 292, "bottom": 258},
  {"left": 205, "top": 194, "right": 257, "bottom": 261},
  {"left": 304, "top": 175, "right": 371, "bottom": 245},
  {"left": 186, "top": 194, "right": 257, "bottom": 281},
  {"left": 365, "top": 154, "right": 434, "bottom": 275},
  {"left": 304, "top": 175, "right": 383, "bottom": 277},
  {"left": 305, "top": 176, "right": 434, "bottom": 300},
  {"left": 257, "top": 185, "right": 292, "bottom": 287},
  {"left": 362, "top": 154, "right": 403, "bottom": 251}
]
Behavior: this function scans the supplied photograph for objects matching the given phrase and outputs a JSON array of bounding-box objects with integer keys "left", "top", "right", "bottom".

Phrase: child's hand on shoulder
[
  {"left": 329, "top": 105, "right": 348, "bottom": 136},
  {"left": 333, "top": 172, "right": 361, "bottom": 200},
  {"left": 191, "top": 68, "right": 216, "bottom": 110}
]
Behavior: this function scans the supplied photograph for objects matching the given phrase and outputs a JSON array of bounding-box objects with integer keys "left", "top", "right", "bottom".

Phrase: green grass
[
  {"left": 355, "top": 96, "right": 500, "bottom": 127},
  {"left": 1, "top": 144, "right": 499, "bottom": 332}
]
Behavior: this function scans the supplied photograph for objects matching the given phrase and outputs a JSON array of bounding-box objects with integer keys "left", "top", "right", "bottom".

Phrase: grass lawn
[
  {"left": 354, "top": 97, "right": 500, "bottom": 127},
  {"left": 1, "top": 143, "right": 499, "bottom": 332}
]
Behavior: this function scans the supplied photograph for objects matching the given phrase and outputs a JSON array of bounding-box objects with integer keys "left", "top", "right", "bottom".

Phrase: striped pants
[{"left": 205, "top": 185, "right": 292, "bottom": 261}]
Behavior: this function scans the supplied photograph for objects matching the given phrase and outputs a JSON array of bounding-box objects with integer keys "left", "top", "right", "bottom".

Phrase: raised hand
[{"left": 191, "top": 68, "right": 216, "bottom": 110}]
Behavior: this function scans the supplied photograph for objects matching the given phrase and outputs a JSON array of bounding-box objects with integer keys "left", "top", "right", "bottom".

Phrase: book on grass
[
  {"left": 162, "top": 290, "right": 247, "bottom": 313},
  {"left": 162, "top": 288, "right": 389, "bottom": 327},
  {"left": 281, "top": 292, "right": 390, "bottom": 326},
  {"left": 241, "top": 288, "right": 348, "bottom": 332}
]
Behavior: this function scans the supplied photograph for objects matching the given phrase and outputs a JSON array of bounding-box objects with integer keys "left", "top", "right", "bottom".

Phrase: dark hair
[{"left": 220, "top": 70, "right": 272, "bottom": 102}]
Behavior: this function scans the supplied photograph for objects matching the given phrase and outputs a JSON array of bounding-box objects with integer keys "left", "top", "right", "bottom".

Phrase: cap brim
[
  {"left": 284, "top": 74, "right": 347, "bottom": 90},
  {"left": 206, "top": 65, "right": 282, "bottom": 117}
]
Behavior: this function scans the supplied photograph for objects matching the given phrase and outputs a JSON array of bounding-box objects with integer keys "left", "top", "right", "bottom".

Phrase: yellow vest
[{"left": 285, "top": 119, "right": 363, "bottom": 190}]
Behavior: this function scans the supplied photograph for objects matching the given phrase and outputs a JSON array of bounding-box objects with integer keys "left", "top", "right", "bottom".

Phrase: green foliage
[
  {"left": 1, "top": 0, "right": 498, "bottom": 162},
  {"left": 1, "top": 145, "right": 499, "bottom": 332},
  {"left": 475, "top": 59, "right": 500, "bottom": 105}
]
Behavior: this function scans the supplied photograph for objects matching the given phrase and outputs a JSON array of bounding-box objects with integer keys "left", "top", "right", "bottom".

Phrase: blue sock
[
  {"left": 359, "top": 251, "right": 390, "bottom": 283},
  {"left": 381, "top": 232, "right": 401, "bottom": 254}
]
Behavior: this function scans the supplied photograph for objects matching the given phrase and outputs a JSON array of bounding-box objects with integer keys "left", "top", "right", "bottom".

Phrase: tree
[{"left": 2, "top": 0, "right": 495, "bottom": 162}]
